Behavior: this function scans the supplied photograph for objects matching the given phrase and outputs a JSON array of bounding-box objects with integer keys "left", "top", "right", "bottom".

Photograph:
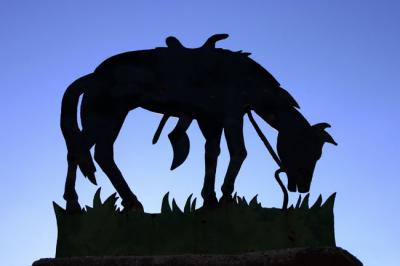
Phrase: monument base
[{"left": 33, "top": 247, "right": 362, "bottom": 266}]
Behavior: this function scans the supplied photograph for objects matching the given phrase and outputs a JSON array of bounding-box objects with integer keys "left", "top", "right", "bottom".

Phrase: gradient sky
[{"left": 1, "top": 1, "right": 399, "bottom": 265}]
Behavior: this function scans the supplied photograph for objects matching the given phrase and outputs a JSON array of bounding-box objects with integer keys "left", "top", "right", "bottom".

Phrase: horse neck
[{"left": 272, "top": 107, "right": 311, "bottom": 134}]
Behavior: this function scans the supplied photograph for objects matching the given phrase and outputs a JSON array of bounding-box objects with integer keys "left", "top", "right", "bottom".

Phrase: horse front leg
[
  {"left": 220, "top": 117, "right": 247, "bottom": 205},
  {"left": 198, "top": 119, "right": 223, "bottom": 209}
]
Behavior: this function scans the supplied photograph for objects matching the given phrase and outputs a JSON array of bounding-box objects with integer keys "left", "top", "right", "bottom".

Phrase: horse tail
[{"left": 60, "top": 73, "right": 97, "bottom": 184}]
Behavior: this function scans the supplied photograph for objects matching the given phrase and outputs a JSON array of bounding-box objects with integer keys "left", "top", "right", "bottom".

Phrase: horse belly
[{"left": 139, "top": 93, "right": 223, "bottom": 118}]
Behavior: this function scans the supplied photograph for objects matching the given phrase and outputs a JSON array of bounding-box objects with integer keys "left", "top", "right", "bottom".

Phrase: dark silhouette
[{"left": 60, "top": 34, "right": 336, "bottom": 213}]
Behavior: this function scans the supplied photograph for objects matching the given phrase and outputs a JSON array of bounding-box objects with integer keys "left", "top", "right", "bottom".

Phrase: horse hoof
[
  {"left": 122, "top": 200, "right": 144, "bottom": 213},
  {"left": 132, "top": 201, "right": 145, "bottom": 212},
  {"left": 202, "top": 196, "right": 218, "bottom": 209},
  {"left": 219, "top": 195, "right": 234, "bottom": 207}
]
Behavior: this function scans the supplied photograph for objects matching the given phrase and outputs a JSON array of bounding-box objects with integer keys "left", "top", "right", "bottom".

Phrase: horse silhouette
[{"left": 61, "top": 34, "right": 336, "bottom": 212}]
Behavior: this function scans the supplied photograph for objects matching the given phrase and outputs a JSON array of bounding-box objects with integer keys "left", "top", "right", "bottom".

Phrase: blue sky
[{"left": 0, "top": 1, "right": 399, "bottom": 265}]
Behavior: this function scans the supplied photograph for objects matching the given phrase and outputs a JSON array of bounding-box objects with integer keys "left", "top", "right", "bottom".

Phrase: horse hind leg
[
  {"left": 93, "top": 111, "right": 144, "bottom": 212},
  {"left": 63, "top": 157, "right": 81, "bottom": 213},
  {"left": 64, "top": 131, "right": 96, "bottom": 213}
]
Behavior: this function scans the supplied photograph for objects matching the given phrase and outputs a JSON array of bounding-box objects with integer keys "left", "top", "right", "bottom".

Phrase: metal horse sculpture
[{"left": 61, "top": 34, "right": 336, "bottom": 212}]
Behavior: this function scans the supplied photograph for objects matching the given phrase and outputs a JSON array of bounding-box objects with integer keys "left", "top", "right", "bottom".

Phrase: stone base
[{"left": 33, "top": 247, "right": 362, "bottom": 266}]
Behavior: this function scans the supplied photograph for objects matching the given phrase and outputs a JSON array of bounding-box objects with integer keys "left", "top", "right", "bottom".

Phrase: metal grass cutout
[{"left": 53, "top": 190, "right": 336, "bottom": 257}]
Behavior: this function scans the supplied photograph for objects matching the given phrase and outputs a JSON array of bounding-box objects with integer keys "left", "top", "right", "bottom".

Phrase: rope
[
  {"left": 247, "top": 111, "right": 289, "bottom": 210},
  {"left": 247, "top": 111, "right": 282, "bottom": 166},
  {"left": 275, "top": 169, "right": 288, "bottom": 210}
]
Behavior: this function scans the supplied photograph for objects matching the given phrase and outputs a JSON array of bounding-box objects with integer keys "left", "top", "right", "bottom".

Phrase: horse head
[{"left": 277, "top": 122, "right": 337, "bottom": 193}]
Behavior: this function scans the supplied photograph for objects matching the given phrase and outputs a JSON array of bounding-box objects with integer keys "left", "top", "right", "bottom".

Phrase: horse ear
[
  {"left": 321, "top": 131, "right": 338, "bottom": 145},
  {"left": 166, "top": 36, "right": 185, "bottom": 48},
  {"left": 312, "top": 123, "right": 337, "bottom": 146},
  {"left": 201, "top": 34, "right": 229, "bottom": 48},
  {"left": 312, "top": 123, "right": 331, "bottom": 131}
]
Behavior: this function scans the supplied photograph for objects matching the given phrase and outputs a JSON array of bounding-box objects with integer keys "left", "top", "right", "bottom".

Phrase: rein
[{"left": 247, "top": 111, "right": 289, "bottom": 210}]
